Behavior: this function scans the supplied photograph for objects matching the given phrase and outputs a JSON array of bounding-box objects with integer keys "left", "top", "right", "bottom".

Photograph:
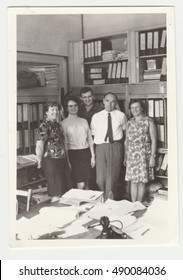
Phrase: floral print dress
[
  {"left": 37, "top": 119, "right": 66, "bottom": 159},
  {"left": 125, "top": 116, "right": 154, "bottom": 183}
]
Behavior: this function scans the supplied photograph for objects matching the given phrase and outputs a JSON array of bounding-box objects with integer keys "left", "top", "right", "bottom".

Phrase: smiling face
[
  {"left": 46, "top": 106, "right": 59, "bottom": 122},
  {"left": 81, "top": 91, "right": 94, "bottom": 107},
  {"left": 103, "top": 93, "right": 117, "bottom": 112},
  {"left": 130, "top": 102, "right": 143, "bottom": 117},
  {"left": 67, "top": 100, "right": 79, "bottom": 115}
]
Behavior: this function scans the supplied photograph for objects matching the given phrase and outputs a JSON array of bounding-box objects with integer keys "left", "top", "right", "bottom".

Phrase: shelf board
[
  {"left": 157, "top": 148, "right": 168, "bottom": 153},
  {"left": 139, "top": 54, "right": 166, "bottom": 59},
  {"left": 155, "top": 175, "right": 168, "bottom": 179},
  {"left": 84, "top": 58, "right": 128, "bottom": 65}
]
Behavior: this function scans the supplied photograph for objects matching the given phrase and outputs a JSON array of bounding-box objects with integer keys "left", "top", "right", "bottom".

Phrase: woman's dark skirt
[
  {"left": 68, "top": 148, "right": 91, "bottom": 184},
  {"left": 42, "top": 157, "right": 72, "bottom": 197}
]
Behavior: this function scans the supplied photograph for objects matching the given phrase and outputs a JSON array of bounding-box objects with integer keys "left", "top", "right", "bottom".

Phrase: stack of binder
[
  {"left": 86, "top": 67, "right": 106, "bottom": 85},
  {"left": 107, "top": 61, "right": 128, "bottom": 84},
  {"left": 84, "top": 39, "right": 112, "bottom": 62},
  {"left": 139, "top": 28, "right": 166, "bottom": 56}
]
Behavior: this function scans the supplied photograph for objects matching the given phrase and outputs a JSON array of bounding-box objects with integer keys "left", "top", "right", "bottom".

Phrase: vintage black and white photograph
[{"left": 9, "top": 6, "right": 178, "bottom": 246}]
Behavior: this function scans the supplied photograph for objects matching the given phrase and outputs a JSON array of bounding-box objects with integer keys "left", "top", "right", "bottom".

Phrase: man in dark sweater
[
  {"left": 78, "top": 87, "right": 102, "bottom": 126},
  {"left": 78, "top": 87, "right": 102, "bottom": 190}
]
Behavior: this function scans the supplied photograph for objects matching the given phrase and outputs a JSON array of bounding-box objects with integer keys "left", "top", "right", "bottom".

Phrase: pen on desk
[
  {"left": 90, "top": 195, "right": 96, "bottom": 199},
  {"left": 141, "top": 228, "right": 150, "bottom": 236}
]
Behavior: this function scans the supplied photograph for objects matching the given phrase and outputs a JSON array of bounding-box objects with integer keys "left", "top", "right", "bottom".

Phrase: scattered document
[
  {"left": 39, "top": 206, "right": 79, "bottom": 228},
  {"left": 60, "top": 189, "right": 103, "bottom": 206}
]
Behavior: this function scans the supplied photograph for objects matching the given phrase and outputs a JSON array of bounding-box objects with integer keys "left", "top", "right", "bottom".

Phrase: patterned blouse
[{"left": 37, "top": 119, "right": 66, "bottom": 159}]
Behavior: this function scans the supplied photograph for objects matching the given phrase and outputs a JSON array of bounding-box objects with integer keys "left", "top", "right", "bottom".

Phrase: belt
[{"left": 97, "top": 140, "right": 122, "bottom": 145}]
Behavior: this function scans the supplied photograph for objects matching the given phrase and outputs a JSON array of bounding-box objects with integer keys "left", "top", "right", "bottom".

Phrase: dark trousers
[{"left": 96, "top": 142, "right": 123, "bottom": 200}]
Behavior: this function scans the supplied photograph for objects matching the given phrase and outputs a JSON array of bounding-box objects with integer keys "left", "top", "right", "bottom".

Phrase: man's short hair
[
  {"left": 104, "top": 92, "right": 118, "bottom": 101},
  {"left": 80, "top": 87, "right": 94, "bottom": 96}
]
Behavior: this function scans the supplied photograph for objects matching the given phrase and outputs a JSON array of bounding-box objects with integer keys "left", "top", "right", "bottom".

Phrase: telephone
[{"left": 94, "top": 216, "right": 128, "bottom": 239}]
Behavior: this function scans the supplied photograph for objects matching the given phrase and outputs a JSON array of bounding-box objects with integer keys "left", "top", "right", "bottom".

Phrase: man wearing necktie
[{"left": 90, "top": 93, "right": 127, "bottom": 200}]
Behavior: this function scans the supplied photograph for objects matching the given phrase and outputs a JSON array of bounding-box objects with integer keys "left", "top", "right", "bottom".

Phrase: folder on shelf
[
  {"left": 89, "top": 73, "right": 103, "bottom": 79},
  {"left": 24, "top": 129, "right": 29, "bottom": 154},
  {"left": 84, "top": 43, "right": 88, "bottom": 62},
  {"left": 90, "top": 41, "right": 95, "bottom": 61},
  {"left": 121, "top": 61, "right": 126, "bottom": 83},
  {"left": 38, "top": 103, "right": 44, "bottom": 122},
  {"left": 147, "top": 31, "right": 153, "bottom": 55},
  {"left": 139, "top": 32, "right": 146, "bottom": 56},
  {"left": 22, "top": 104, "right": 28, "bottom": 130},
  {"left": 116, "top": 62, "right": 122, "bottom": 83},
  {"left": 154, "top": 100, "right": 160, "bottom": 122},
  {"left": 97, "top": 40, "right": 102, "bottom": 60},
  {"left": 111, "top": 62, "right": 117, "bottom": 83},
  {"left": 87, "top": 42, "right": 91, "bottom": 62},
  {"left": 153, "top": 30, "right": 159, "bottom": 54},
  {"left": 157, "top": 124, "right": 165, "bottom": 148},
  {"left": 94, "top": 41, "right": 98, "bottom": 61},
  {"left": 32, "top": 104, "right": 38, "bottom": 128},
  {"left": 159, "top": 153, "right": 168, "bottom": 176},
  {"left": 107, "top": 63, "right": 113, "bottom": 84},
  {"left": 92, "top": 79, "right": 106, "bottom": 85},
  {"left": 159, "top": 100, "right": 164, "bottom": 123},
  {"left": 160, "top": 57, "right": 167, "bottom": 81},
  {"left": 155, "top": 154, "right": 164, "bottom": 173},
  {"left": 148, "top": 100, "right": 154, "bottom": 118},
  {"left": 90, "top": 67, "right": 103, "bottom": 74},
  {"left": 17, "top": 104, "right": 23, "bottom": 130},
  {"left": 17, "top": 130, "right": 23, "bottom": 155},
  {"left": 160, "top": 29, "right": 166, "bottom": 54}
]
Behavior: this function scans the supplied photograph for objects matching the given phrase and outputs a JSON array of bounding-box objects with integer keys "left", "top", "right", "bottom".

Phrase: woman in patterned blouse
[
  {"left": 36, "top": 101, "right": 72, "bottom": 203},
  {"left": 124, "top": 100, "right": 157, "bottom": 202}
]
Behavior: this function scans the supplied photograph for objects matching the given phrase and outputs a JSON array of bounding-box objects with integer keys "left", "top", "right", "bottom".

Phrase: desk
[
  {"left": 17, "top": 156, "right": 47, "bottom": 212},
  {"left": 16, "top": 198, "right": 149, "bottom": 240}
]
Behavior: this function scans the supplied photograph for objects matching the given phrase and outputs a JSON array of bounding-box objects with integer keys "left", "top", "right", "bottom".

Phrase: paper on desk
[
  {"left": 62, "top": 188, "right": 103, "bottom": 201},
  {"left": 105, "top": 199, "right": 146, "bottom": 212},
  {"left": 87, "top": 199, "right": 145, "bottom": 221},
  {"left": 39, "top": 206, "right": 79, "bottom": 228},
  {"left": 137, "top": 196, "right": 169, "bottom": 241},
  {"left": 59, "top": 224, "right": 89, "bottom": 238},
  {"left": 16, "top": 216, "right": 60, "bottom": 240},
  {"left": 123, "top": 220, "right": 151, "bottom": 239}
]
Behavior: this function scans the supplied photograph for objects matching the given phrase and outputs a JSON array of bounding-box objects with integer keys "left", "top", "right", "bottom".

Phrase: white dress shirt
[{"left": 90, "top": 109, "right": 127, "bottom": 144}]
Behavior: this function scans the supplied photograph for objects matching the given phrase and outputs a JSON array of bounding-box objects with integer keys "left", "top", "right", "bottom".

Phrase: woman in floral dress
[
  {"left": 124, "top": 100, "right": 157, "bottom": 202},
  {"left": 36, "top": 101, "right": 72, "bottom": 202}
]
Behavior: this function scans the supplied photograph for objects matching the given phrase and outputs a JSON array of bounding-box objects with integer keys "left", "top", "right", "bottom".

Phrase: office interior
[{"left": 16, "top": 13, "right": 171, "bottom": 241}]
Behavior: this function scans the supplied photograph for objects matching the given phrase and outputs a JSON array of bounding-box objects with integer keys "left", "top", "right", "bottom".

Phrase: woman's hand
[
  {"left": 37, "top": 160, "right": 42, "bottom": 169},
  {"left": 91, "top": 154, "right": 96, "bottom": 168},
  {"left": 123, "top": 154, "right": 127, "bottom": 166},
  {"left": 149, "top": 155, "right": 156, "bottom": 167}
]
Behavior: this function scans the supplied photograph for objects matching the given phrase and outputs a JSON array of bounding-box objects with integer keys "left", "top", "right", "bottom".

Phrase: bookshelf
[
  {"left": 136, "top": 27, "right": 167, "bottom": 83},
  {"left": 17, "top": 52, "right": 66, "bottom": 156},
  {"left": 83, "top": 33, "right": 129, "bottom": 86},
  {"left": 128, "top": 83, "right": 168, "bottom": 188}
]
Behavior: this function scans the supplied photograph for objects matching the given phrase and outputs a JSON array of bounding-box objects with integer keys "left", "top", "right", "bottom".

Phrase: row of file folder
[
  {"left": 17, "top": 103, "right": 44, "bottom": 155},
  {"left": 84, "top": 39, "right": 112, "bottom": 62},
  {"left": 139, "top": 28, "right": 166, "bottom": 56}
]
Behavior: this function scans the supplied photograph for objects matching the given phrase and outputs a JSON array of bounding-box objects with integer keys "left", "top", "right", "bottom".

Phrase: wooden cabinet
[
  {"left": 135, "top": 27, "right": 167, "bottom": 83},
  {"left": 17, "top": 52, "right": 67, "bottom": 155}
]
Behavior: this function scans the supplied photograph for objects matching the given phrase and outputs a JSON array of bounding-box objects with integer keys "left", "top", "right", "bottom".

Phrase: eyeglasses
[{"left": 68, "top": 104, "right": 78, "bottom": 108}]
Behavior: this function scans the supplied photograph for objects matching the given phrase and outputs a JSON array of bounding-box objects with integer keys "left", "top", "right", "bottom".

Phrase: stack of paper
[{"left": 59, "top": 189, "right": 103, "bottom": 206}]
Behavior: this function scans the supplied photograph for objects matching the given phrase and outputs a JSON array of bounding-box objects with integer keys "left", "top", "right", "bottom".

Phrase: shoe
[
  {"left": 108, "top": 191, "right": 114, "bottom": 200},
  {"left": 51, "top": 196, "right": 60, "bottom": 203}
]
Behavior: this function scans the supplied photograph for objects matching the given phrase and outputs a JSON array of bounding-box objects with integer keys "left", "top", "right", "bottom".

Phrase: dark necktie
[{"left": 104, "top": 113, "right": 113, "bottom": 143}]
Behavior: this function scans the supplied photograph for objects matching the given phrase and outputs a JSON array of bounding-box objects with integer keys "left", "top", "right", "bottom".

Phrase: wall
[
  {"left": 17, "top": 15, "right": 82, "bottom": 56},
  {"left": 83, "top": 14, "right": 166, "bottom": 38}
]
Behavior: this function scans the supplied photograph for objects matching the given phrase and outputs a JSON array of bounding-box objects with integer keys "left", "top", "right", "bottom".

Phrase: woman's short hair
[
  {"left": 43, "top": 101, "right": 60, "bottom": 114},
  {"left": 128, "top": 99, "right": 146, "bottom": 112},
  {"left": 64, "top": 95, "right": 80, "bottom": 108}
]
